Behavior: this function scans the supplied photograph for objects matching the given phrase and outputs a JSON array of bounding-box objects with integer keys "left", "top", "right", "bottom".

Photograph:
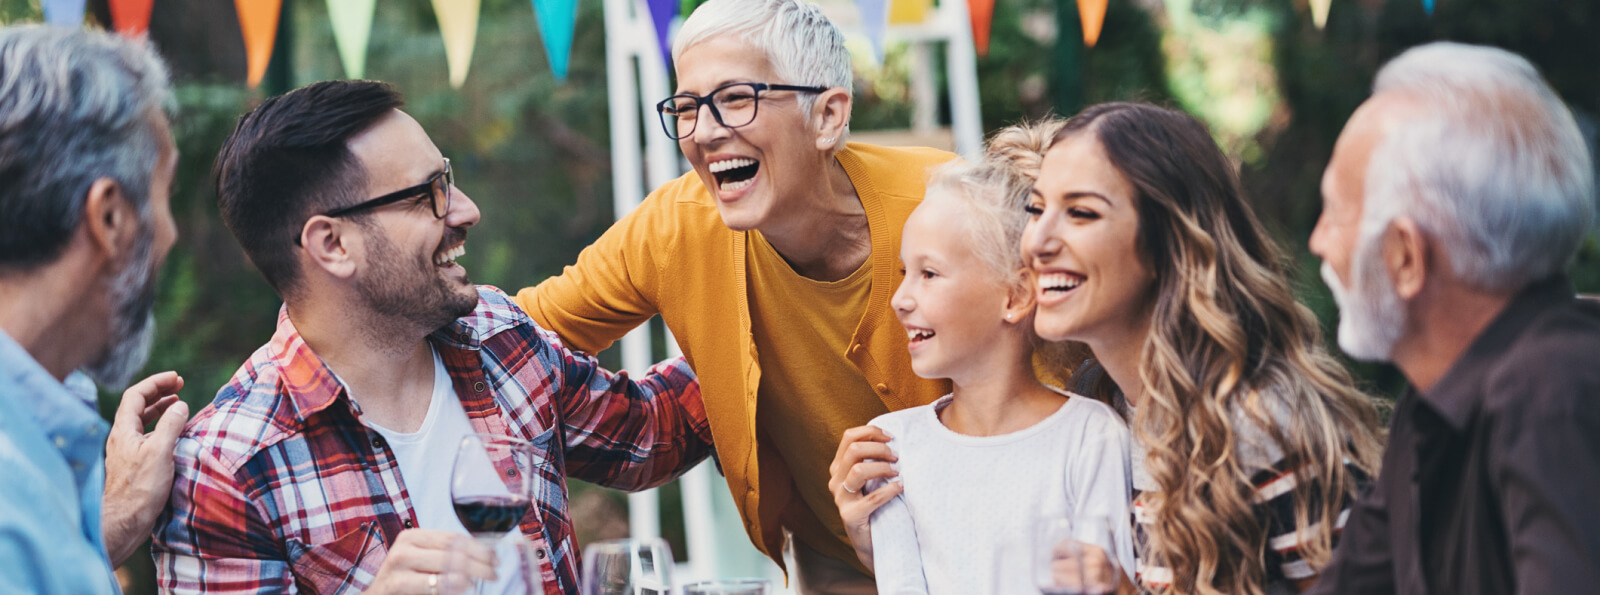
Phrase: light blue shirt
[{"left": 0, "top": 330, "right": 119, "bottom": 594}]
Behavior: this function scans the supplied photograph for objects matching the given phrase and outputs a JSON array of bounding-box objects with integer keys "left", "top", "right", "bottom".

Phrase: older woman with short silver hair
[{"left": 514, "top": 0, "right": 955, "bottom": 589}]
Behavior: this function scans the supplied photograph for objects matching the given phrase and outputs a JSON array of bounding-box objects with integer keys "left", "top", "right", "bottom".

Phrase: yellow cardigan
[{"left": 515, "top": 143, "right": 956, "bottom": 570}]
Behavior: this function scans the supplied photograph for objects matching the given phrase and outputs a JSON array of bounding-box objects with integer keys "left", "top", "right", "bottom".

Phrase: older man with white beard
[
  {"left": 0, "top": 26, "right": 193, "bottom": 593},
  {"left": 1307, "top": 42, "right": 1600, "bottom": 595}
]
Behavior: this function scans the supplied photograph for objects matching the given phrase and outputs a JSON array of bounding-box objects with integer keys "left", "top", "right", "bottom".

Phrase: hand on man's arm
[{"left": 103, "top": 371, "right": 189, "bottom": 566}]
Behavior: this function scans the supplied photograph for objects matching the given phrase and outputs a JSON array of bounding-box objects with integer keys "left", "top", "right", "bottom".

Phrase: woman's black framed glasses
[
  {"left": 656, "top": 82, "right": 829, "bottom": 140},
  {"left": 324, "top": 157, "right": 453, "bottom": 219}
]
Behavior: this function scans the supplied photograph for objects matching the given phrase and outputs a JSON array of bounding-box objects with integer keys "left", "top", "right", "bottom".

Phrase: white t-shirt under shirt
[
  {"left": 867, "top": 389, "right": 1136, "bottom": 595},
  {"left": 368, "top": 347, "right": 526, "bottom": 594}
]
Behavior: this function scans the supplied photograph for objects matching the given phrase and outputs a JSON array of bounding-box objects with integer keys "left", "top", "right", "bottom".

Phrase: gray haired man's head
[
  {"left": 1319, "top": 41, "right": 1596, "bottom": 361},
  {"left": 0, "top": 25, "right": 175, "bottom": 388}
]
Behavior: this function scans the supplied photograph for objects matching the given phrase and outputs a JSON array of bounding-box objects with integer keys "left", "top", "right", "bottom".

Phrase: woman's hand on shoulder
[{"left": 829, "top": 425, "right": 903, "bottom": 571}]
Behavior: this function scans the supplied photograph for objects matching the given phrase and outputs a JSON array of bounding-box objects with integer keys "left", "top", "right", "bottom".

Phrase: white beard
[{"left": 1321, "top": 250, "right": 1406, "bottom": 362}]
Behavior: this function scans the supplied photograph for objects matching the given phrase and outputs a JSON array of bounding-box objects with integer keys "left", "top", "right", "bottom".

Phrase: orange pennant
[
  {"left": 108, "top": 0, "right": 154, "bottom": 37},
  {"left": 1079, "top": 0, "right": 1108, "bottom": 47},
  {"left": 968, "top": 0, "right": 995, "bottom": 56},
  {"left": 235, "top": 0, "right": 282, "bottom": 88}
]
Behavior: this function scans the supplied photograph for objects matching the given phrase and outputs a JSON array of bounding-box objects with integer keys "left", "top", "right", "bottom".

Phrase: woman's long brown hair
[{"left": 1055, "top": 102, "right": 1384, "bottom": 595}]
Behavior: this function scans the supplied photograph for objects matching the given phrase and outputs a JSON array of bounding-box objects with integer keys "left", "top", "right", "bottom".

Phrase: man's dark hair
[{"left": 214, "top": 80, "right": 403, "bottom": 297}]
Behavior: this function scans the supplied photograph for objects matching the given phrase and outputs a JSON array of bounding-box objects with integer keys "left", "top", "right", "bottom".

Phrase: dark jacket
[{"left": 1309, "top": 276, "right": 1600, "bottom": 594}]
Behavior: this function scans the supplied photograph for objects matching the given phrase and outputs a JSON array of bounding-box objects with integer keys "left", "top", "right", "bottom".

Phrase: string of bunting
[{"left": 31, "top": 0, "right": 1443, "bottom": 88}]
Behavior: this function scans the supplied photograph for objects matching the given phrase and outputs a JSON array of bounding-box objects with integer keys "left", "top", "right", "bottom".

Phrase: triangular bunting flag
[
  {"left": 533, "top": 0, "right": 580, "bottom": 80},
  {"left": 1310, "top": 0, "right": 1331, "bottom": 29},
  {"left": 43, "top": 0, "right": 86, "bottom": 28},
  {"left": 645, "top": 0, "right": 678, "bottom": 69},
  {"left": 327, "top": 0, "right": 376, "bottom": 79},
  {"left": 1422, "top": 0, "right": 1435, "bottom": 15},
  {"left": 432, "top": 0, "right": 482, "bottom": 88},
  {"left": 968, "top": 0, "right": 995, "bottom": 56},
  {"left": 1078, "top": 0, "right": 1107, "bottom": 47},
  {"left": 856, "top": 0, "right": 888, "bottom": 62},
  {"left": 234, "top": 0, "right": 282, "bottom": 88},
  {"left": 889, "top": 0, "right": 928, "bottom": 25},
  {"left": 108, "top": 0, "right": 154, "bottom": 37}
]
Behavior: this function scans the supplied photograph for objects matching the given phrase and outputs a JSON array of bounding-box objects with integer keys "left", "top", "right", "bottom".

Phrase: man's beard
[
  {"left": 82, "top": 229, "right": 159, "bottom": 390},
  {"left": 356, "top": 227, "right": 478, "bottom": 334},
  {"left": 1321, "top": 234, "right": 1406, "bottom": 362}
]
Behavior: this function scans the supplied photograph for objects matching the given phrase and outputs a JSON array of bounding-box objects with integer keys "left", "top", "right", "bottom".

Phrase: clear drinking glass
[
  {"left": 1036, "top": 515, "right": 1122, "bottom": 595},
  {"left": 681, "top": 579, "right": 770, "bottom": 595},
  {"left": 451, "top": 433, "right": 538, "bottom": 594},
  {"left": 580, "top": 538, "right": 674, "bottom": 595}
]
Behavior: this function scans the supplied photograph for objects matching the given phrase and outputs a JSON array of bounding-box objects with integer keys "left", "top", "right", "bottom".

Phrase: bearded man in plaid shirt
[{"left": 151, "top": 80, "right": 713, "bottom": 594}]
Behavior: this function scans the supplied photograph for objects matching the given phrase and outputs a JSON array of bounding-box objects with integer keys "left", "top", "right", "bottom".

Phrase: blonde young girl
[{"left": 829, "top": 123, "right": 1135, "bottom": 594}]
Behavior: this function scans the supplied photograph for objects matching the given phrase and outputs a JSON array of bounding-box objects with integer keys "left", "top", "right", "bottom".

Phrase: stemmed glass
[
  {"left": 682, "top": 579, "right": 769, "bottom": 595},
  {"left": 451, "top": 433, "right": 538, "bottom": 593},
  {"left": 580, "top": 538, "right": 674, "bottom": 595},
  {"left": 1036, "top": 515, "right": 1122, "bottom": 595}
]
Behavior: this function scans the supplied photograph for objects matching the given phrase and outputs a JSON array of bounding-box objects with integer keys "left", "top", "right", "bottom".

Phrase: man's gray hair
[
  {"left": 1362, "top": 42, "right": 1596, "bottom": 293},
  {"left": 0, "top": 25, "right": 172, "bottom": 271},
  {"left": 672, "top": 0, "right": 853, "bottom": 107}
]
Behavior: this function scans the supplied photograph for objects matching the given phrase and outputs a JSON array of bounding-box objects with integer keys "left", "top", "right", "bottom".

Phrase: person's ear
[
  {"left": 301, "top": 216, "right": 359, "bottom": 280},
  {"left": 1386, "top": 216, "right": 1428, "bottom": 301},
  {"left": 1001, "top": 271, "right": 1036, "bottom": 325},
  {"left": 81, "top": 177, "right": 140, "bottom": 263},
  {"left": 813, "top": 88, "right": 852, "bottom": 152}
]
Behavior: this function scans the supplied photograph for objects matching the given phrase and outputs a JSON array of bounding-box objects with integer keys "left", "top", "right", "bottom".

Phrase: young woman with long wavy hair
[{"left": 1021, "top": 102, "right": 1385, "bottom": 595}]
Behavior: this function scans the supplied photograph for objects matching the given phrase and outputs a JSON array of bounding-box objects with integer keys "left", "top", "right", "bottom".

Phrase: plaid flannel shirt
[{"left": 152, "top": 286, "right": 711, "bottom": 594}]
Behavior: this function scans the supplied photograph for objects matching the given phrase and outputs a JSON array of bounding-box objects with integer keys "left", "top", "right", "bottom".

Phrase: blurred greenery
[{"left": 2, "top": 0, "right": 1596, "bottom": 592}]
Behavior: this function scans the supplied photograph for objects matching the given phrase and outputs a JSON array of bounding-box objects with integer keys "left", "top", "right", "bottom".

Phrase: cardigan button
[
  {"left": 850, "top": 344, "right": 861, "bottom": 354},
  {"left": 874, "top": 383, "right": 889, "bottom": 394}
]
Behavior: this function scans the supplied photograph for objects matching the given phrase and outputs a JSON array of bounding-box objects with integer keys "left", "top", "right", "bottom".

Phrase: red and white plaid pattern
[{"left": 153, "top": 286, "right": 711, "bottom": 594}]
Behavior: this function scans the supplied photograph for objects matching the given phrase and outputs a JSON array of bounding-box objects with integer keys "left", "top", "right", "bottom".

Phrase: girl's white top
[{"left": 867, "top": 389, "right": 1135, "bottom": 595}]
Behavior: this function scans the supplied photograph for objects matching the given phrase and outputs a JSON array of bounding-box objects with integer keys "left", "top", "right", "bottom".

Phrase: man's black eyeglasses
[
  {"left": 325, "top": 157, "right": 453, "bottom": 219},
  {"left": 656, "top": 82, "right": 830, "bottom": 140}
]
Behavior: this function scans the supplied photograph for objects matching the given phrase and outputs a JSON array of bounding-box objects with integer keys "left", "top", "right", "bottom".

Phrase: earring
[
  {"left": 821, "top": 136, "right": 836, "bottom": 143},
  {"left": 1004, "top": 313, "right": 1014, "bottom": 321}
]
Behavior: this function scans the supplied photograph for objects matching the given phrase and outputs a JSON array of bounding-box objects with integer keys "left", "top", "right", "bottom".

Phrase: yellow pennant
[
  {"left": 431, "top": 0, "right": 482, "bottom": 88},
  {"left": 1078, "top": 0, "right": 1108, "bottom": 47},
  {"left": 235, "top": 0, "right": 282, "bottom": 88},
  {"left": 888, "top": 0, "right": 928, "bottom": 25},
  {"left": 1310, "top": 0, "right": 1331, "bottom": 29}
]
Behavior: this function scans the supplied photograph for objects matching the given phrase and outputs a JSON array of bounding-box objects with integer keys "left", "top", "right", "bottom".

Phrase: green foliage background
[{"left": 1, "top": 0, "right": 1595, "bottom": 592}]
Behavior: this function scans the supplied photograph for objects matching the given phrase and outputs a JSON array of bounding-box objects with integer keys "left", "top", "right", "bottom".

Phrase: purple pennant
[
  {"left": 856, "top": 0, "right": 888, "bottom": 62},
  {"left": 42, "top": 0, "right": 87, "bottom": 27},
  {"left": 646, "top": 0, "right": 679, "bottom": 68}
]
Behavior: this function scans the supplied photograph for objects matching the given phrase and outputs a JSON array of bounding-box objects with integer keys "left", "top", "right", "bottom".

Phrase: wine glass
[
  {"left": 1036, "top": 515, "right": 1122, "bottom": 595},
  {"left": 580, "top": 538, "right": 673, "bottom": 595},
  {"left": 682, "top": 579, "right": 769, "bottom": 595},
  {"left": 451, "top": 433, "right": 537, "bottom": 593}
]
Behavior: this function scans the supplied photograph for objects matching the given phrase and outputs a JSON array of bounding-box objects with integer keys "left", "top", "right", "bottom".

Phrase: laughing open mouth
[
  {"left": 1039, "top": 272, "right": 1085, "bottom": 294},
  {"left": 709, "top": 157, "right": 759, "bottom": 192}
]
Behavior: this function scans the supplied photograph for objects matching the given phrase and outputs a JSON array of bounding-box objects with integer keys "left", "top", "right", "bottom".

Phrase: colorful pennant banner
[
  {"left": 108, "top": 0, "right": 153, "bottom": 37},
  {"left": 327, "top": 0, "right": 376, "bottom": 79},
  {"left": 533, "top": 0, "right": 579, "bottom": 80},
  {"left": 1310, "top": 0, "right": 1331, "bottom": 29},
  {"left": 645, "top": 0, "right": 678, "bottom": 68},
  {"left": 968, "top": 0, "right": 994, "bottom": 56},
  {"left": 1079, "top": 0, "right": 1107, "bottom": 47},
  {"left": 432, "top": 0, "right": 482, "bottom": 88},
  {"left": 856, "top": 0, "right": 888, "bottom": 62},
  {"left": 42, "top": 0, "right": 85, "bottom": 28},
  {"left": 235, "top": 0, "right": 282, "bottom": 88},
  {"left": 1423, "top": 0, "right": 1435, "bottom": 15}
]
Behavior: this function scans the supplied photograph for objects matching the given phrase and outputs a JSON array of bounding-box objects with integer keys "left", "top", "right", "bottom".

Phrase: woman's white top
[{"left": 866, "top": 389, "right": 1136, "bottom": 595}]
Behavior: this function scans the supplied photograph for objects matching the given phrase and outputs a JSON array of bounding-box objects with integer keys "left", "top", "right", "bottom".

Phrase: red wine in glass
[{"left": 453, "top": 495, "right": 531, "bottom": 537}]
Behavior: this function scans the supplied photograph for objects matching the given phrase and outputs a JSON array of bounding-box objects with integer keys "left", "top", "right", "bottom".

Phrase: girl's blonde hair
[
  {"left": 922, "top": 118, "right": 1093, "bottom": 382},
  {"left": 1053, "top": 103, "right": 1385, "bottom": 595}
]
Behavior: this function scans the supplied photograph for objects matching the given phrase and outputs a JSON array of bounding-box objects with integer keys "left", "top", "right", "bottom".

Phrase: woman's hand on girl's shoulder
[{"left": 829, "top": 425, "right": 903, "bottom": 571}]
